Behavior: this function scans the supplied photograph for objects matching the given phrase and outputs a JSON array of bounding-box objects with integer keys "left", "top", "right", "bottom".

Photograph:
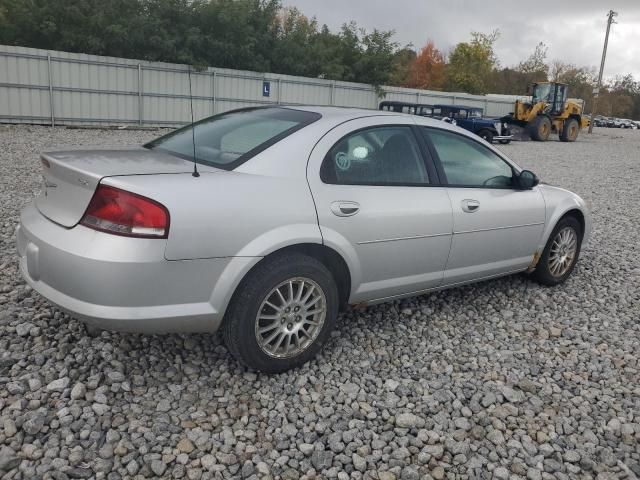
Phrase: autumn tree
[{"left": 405, "top": 40, "right": 445, "bottom": 90}]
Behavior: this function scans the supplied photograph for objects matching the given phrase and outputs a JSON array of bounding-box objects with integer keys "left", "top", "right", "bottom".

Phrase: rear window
[{"left": 145, "top": 107, "right": 321, "bottom": 170}]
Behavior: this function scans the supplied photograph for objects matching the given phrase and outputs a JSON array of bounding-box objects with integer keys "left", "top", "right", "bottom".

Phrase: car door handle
[
  {"left": 461, "top": 199, "right": 480, "bottom": 213},
  {"left": 330, "top": 201, "right": 360, "bottom": 217}
]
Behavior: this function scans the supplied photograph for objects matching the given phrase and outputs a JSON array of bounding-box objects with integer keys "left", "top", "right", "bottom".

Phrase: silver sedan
[{"left": 17, "top": 106, "right": 591, "bottom": 372}]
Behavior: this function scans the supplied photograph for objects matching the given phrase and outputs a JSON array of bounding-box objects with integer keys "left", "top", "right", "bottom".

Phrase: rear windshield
[{"left": 145, "top": 107, "right": 321, "bottom": 170}]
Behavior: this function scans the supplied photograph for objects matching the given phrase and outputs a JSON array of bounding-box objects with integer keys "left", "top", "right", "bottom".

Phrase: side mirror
[{"left": 517, "top": 170, "right": 539, "bottom": 189}]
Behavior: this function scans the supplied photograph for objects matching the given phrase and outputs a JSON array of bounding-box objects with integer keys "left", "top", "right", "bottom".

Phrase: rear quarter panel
[{"left": 102, "top": 171, "right": 322, "bottom": 261}]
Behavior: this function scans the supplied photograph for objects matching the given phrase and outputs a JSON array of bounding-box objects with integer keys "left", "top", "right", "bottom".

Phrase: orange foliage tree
[{"left": 406, "top": 40, "right": 445, "bottom": 90}]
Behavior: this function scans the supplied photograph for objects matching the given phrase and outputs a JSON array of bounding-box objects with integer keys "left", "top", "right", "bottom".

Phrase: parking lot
[{"left": 0, "top": 124, "right": 639, "bottom": 479}]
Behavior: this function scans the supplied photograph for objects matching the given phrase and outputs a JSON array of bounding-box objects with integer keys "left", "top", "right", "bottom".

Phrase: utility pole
[{"left": 589, "top": 9, "right": 618, "bottom": 134}]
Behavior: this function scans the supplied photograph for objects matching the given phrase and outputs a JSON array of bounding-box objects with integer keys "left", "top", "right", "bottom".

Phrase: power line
[{"left": 589, "top": 9, "right": 618, "bottom": 134}]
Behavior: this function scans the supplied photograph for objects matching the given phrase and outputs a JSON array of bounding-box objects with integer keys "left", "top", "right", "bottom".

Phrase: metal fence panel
[{"left": 0, "top": 44, "right": 545, "bottom": 127}]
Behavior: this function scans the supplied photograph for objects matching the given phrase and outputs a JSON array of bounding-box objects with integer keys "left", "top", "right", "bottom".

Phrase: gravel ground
[{"left": 0, "top": 124, "right": 639, "bottom": 480}]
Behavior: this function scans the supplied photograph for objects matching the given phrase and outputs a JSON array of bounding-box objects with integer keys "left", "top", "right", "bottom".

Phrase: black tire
[
  {"left": 529, "top": 116, "right": 552, "bottom": 141},
  {"left": 498, "top": 139, "right": 511, "bottom": 144},
  {"left": 478, "top": 129, "right": 494, "bottom": 143},
  {"left": 560, "top": 118, "right": 579, "bottom": 142},
  {"left": 222, "top": 252, "right": 339, "bottom": 373},
  {"left": 532, "top": 216, "right": 583, "bottom": 286}
]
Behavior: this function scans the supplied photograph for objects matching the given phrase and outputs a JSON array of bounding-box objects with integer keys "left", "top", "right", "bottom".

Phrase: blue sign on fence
[{"left": 263, "top": 81, "right": 271, "bottom": 97}]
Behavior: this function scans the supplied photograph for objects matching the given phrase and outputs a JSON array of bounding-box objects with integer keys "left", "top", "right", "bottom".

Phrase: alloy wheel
[
  {"left": 548, "top": 227, "right": 578, "bottom": 277},
  {"left": 255, "top": 277, "right": 327, "bottom": 358}
]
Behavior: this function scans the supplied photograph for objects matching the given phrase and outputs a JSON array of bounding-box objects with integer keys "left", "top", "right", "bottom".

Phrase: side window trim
[
  {"left": 421, "top": 126, "right": 518, "bottom": 190},
  {"left": 410, "top": 125, "right": 442, "bottom": 185},
  {"left": 320, "top": 124, "right": 435, "bottom": 187}
]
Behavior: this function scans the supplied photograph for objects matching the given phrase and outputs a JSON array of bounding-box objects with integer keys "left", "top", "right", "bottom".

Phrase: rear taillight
[{"left": 80, "top": 185, "right": 169, "bottom": 238}]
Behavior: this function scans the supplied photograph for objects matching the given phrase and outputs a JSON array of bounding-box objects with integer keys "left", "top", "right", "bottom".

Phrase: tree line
[{"left": 1, "top": 0, "right": 638, "bottom": 119}]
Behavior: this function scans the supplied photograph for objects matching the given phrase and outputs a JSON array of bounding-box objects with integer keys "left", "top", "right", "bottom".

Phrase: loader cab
[{"left": 531, "top": 82, "right": 568, "bottom": 115}]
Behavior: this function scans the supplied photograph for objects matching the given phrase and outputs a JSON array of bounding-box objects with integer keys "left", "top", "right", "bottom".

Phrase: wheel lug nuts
[{"left": 287, "top": 323, "right": 293, "bottom": 329}]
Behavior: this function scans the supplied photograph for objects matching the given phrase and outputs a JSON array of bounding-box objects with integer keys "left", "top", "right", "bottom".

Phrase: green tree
[
  {"left": 354, "top": 29, "right": 398, "bottom": 87},
  {"left": 271, "top": 7, "right": 319, "bottom": 76},
  {"left": 388, "top": 47, "right": 416, "bottom": 86},
  {"left": 517, "top": 42, "right": 548, "bottom": 77},
  {"left": 446, "top": 30, "right": 499, "bottom": 94}
]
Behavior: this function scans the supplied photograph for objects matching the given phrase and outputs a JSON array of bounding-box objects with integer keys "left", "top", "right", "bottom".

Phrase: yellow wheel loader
[{"left": 503, "top": 82, "right": 590, "bottom": 142}]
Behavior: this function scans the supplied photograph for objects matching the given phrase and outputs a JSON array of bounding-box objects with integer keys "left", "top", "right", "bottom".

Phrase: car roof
[
  {"left": 379, "top": 101, "right": 416, "bottom": 106},
  {"left": 433, "top": 104, "right": 483, "bottom": 110},
  {"left": 284, "top": 105, "right": 398, "bottom": 118},
  {"left": 278, "top": 104, "right": 469, "bottom": 132}
]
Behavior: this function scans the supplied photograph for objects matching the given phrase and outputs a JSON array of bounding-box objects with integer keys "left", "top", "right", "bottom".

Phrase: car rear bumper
[{"left": 16, "top": 203, "right": 241, "bottom": 333}]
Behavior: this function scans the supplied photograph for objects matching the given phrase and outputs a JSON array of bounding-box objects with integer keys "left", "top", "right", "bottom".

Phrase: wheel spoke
[
  {"left": 265, "top": 300, "right": 282, "bottom": 312},
  {"left": 275, "top": 288, "right": 287, "bottom": 306},
  {"left": 264, "top": 328, "right": 282, "bottom": 345},
  {"left": 287, "top": 281, "right": 294, "bottom": 302},
  {"left": 296, "top": 280, "right": 305, "bottom": 301},
  {"left": 272, "top": 332, "right": 287, "bottom": 353},
  {"left": 258, "top": 323, "right": 279, "bottom": 334},
  {"left": 299, "top": 327, "right": 311, "bottom": 339},
  {"left": 305, "top": 295, "right": 322, "bottom": 308},
  {"left": 301, "top": 286, "right": 315, "bottom": 304}
]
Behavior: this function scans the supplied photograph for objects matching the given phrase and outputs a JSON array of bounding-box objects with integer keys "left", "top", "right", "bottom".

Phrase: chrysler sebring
[{"left": 17, "top": 106, "right": 590, "bottom": 372}]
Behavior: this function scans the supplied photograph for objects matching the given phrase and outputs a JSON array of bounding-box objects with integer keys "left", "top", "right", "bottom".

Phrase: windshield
[
  {"left": 532, "top": 84, "right": 552, "bottom": 104},
  {"left": 145, "top": 107, "right": 321, "bottom": 170}
]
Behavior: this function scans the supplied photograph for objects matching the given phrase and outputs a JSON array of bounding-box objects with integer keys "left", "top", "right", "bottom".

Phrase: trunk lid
[{"left": 36, "top": 146, "right": 206, "bottom": 227}]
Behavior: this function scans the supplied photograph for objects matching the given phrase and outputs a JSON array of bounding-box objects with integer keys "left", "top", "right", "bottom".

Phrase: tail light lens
[{"left": 80, "top": 185, "right": 169, "bottom": 238}]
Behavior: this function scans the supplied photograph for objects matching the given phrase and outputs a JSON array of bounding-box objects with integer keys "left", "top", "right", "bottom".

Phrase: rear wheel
[
  {"left": 529, "top": 116, "right": 552, "bottom": 141},
  {"left": 478, "top": 129, "right": 494, "bottom": 143},
  {"left": 560, "top": 118, "right": 579, "bottom": 142},
  {"left": 532, "top": 216, "right": 582, "bottom": 286},
  {"left": 222, "top": 252, "right": 339, "bottom": 373}
]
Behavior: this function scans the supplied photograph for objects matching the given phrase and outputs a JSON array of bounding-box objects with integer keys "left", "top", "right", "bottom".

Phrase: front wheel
[
  {"left": 560, "top": 118, "right": 579, "bottom": 142},
  {"left": 529, "top": 116, "right": 552, "bottom": 141},
  {"left": 532, "top": 216, "right": 582, "bottom": 286},
  {"left": 478, "top": 129, "right": 494, "bottom": 143},
  {"left": 222, "top": 252, "right": 339, "bottom": 373}
]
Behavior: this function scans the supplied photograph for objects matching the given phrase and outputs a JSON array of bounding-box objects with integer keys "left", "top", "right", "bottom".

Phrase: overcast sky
[{"left": 282, "top": 0, "right": 640, "bottom": 80}]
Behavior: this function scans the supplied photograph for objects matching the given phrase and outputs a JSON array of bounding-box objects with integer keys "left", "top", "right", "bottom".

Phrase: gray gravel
[{"left": 1, "top": 124, "right": 639, "bottom": 479}]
